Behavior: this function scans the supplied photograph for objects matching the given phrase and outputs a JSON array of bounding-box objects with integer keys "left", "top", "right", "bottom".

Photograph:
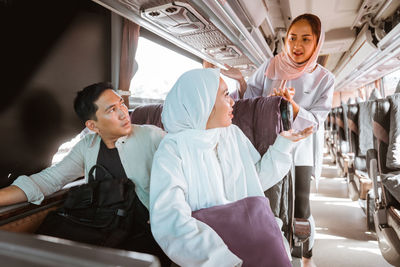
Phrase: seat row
[{"left": 325, "top": 88, "right": 400, "bottom": 266}]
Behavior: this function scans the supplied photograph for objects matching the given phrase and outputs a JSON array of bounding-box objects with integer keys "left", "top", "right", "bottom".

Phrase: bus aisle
[{"left": 311, "top": 148, "right": 392, "bottom": 267}]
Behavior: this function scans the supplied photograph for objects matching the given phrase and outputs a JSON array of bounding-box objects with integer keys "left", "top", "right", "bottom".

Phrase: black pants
[
  {"left": 119, "top": 229, "right": 171, "bottom": 267},
  {"left": 294, "top": 166, "right": 313, "bottom": 258}
]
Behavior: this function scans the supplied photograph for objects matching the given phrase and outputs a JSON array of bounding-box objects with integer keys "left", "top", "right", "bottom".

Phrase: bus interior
[{"left": 1, "top": 0, "right": 400, "bottom": 266}]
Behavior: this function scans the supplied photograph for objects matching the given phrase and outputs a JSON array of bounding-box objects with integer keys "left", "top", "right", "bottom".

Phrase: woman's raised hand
[
  {"left": 279, "top": 126, "right": 314, "bottom": 142},
  {"left": 220, "top": 64, "right": 244, "bottom": 81},
  {"left": 270, "top": 87, "right": 295, "bottom": 101},
  {"left": 221, "top": 64, "right": 247, "bottom": 99},
  {"left": 270, "top": 87, "right": 300, "bottom": 119}
]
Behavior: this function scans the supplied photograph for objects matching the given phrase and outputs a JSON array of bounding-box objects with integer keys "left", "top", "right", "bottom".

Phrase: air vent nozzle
[{"left": 142, "top": 2, "right": 208, "bottom": 35}]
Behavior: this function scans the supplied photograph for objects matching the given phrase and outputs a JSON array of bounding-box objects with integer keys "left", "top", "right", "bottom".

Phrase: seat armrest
[
  {"left": 367, "top": 148, "right": 381, "bottom": 205},
  {"left": 293, "top": 218, "right": 311, "bottom": 244},
  {"left": 0, "top": 189, "right": 68, "bottom": 226},
  {"left": 0, "top": 178, "right": 86, "bottom": 231},
  {"left": 291, "top": 218, "right": 311, "bottom": 258}
]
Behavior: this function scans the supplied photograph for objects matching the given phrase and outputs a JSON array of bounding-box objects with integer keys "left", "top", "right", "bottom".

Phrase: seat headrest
[
  {"left": 369, "top": 88, "right": 382, "bottom": 100},
  {"left": 356, "top": 97, "right": 364, "bottom": 103},
  {"left": 395, "top": 80, "right": 400, "bottom": 94}
]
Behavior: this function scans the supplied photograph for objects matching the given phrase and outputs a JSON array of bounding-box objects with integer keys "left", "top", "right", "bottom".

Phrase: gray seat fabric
[
  {"left": 387, "top": 94, "right": 400, "bottom": 169},
  {"left": 382, "top": 173, "right": 400, "bottom": 204},
  {"left": 358, "top": 100, "right": 376, "bottom": 156},
  {"left": 347, "top": 104, "right": 359, "bottom": 154},
  {"left": 354, "top": 156, "right": 367, "bottom": 172},
  {"left": 356, "top": 97, "right": 364, "bottom": 103},
  {"left": 375, "top": 99, "right": 393, "bottom": 174},
  {"left": 347, "top": 98, "right": 355, "bottom": 104},
  {"left": 395, "top": 80, "right": 400, "bottom": 94},
  {"left": 341, "top": 104, "right": 349, "bottom": 141},
  {"left": 369, "top": 88, "right": 382, "bottom": 101}
]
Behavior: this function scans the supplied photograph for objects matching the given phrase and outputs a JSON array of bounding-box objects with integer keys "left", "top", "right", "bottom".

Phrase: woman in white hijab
[{"left": 150, "top": 68, "right": 313, "bottom": 266}]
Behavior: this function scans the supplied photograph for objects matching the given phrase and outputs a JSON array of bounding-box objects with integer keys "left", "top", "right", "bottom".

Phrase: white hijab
[{"left": 161, "top": 68, "right": 263, "bottom": 210}]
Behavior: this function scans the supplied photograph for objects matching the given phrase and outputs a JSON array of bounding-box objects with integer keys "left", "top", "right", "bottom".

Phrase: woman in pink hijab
[{"left": 222, "top": 13, "right": 334, "bottom": 267}]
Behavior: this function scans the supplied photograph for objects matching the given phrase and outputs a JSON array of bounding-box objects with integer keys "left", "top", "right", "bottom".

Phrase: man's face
[{"left": 87, "top": 89, "right": 131, "bottom": 142}]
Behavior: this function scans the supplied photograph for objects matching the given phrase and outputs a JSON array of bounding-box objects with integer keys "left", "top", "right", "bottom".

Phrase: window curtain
[{"left": 119, "top": 18, "right": 140, "bottom": 106}]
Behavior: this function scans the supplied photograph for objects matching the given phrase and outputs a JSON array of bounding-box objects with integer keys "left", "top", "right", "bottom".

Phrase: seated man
[{"left": 0, "top": 82, "right": 170, "bottom": 266}]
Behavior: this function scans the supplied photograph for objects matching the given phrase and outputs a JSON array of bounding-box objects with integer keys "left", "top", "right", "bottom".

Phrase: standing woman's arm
[{"left": 223, "top": 61, "right": 270, "bottom": 100}]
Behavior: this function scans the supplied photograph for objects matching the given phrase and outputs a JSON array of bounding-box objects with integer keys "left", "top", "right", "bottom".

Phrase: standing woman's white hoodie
[{"left": 149, "top": 68, "right": 295, "bottom": 267}]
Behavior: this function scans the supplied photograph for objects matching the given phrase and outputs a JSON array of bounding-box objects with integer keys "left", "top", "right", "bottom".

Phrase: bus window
[
  {"left": 382, "top": 68, "right": 400, "bottom": 96},
  {"left": 130, "top": 37, "right": 201, "bottom": 103}
]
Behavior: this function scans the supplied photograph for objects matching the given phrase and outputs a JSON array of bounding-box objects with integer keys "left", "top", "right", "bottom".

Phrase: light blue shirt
[{"left": 12, "top": 124, "right": 165, "bottom": 208}]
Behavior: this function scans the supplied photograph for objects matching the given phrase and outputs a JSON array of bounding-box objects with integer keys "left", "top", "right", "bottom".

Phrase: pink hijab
[{"left": 265, "top": 22, "right": 325, "bottom": 82}]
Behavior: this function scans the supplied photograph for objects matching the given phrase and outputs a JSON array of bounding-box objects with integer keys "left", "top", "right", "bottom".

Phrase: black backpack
[{"left": 36, "top": 164, "right": 147, "bottom": 247}]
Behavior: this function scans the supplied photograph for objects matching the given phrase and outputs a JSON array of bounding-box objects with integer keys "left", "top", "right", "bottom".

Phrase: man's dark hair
[{"left": 74, "top": 82, "right": 114, "bottom": 122}]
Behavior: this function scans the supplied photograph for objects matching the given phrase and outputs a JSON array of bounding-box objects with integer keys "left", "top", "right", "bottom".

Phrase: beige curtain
[{"left": 119, "top": 19, "right": 140, "bottom": 106}]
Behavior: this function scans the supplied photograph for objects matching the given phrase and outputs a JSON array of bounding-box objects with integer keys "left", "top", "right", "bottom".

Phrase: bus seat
[
  {"left": 346, "top": 103, "right": 361, "bottom": 201},
  {"left": 345, "top": 101, "right": 376, "bottom": 202},
  {"left": 381, "top": 173, "right": 400, "bottom": 205},
  {"left": 386, "top": 94, "right": 400, "bottom": 170},
  {"left": 368, "top": 96, "right": 400, "bottom": 265},
  {"left": 353, "top": 100, "right": 377, "bottom": 204},
  {"left": 369, "top": 88, "right": 382, "bottom": 101},
  {"left": 130, "top": 96, "right": 312, "bottom": 253},
  {"left": 131, "top": 96, "right": 292, "bottom": 156},
  {"left": 326, "top": 108, "right": 337, "bottom": 163},
  {"left": 335, "top": 105, "right": 350, "bottom": 178},
  {"left": 330, "top": 107, "right": 340, "bottom": 164},
  {"left": 358, "top": 100, "right": 376, "bottom": 156},
  {"left": 130, "top": 103, "right": 164, "bottom": 129}
]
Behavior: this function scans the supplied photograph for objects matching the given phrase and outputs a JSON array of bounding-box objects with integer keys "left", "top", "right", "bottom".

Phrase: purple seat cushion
[
  {"left": 232, "top": 96, "right": 284, "bottom": 155},
  {"left": 192, "top": 196, "right": 291, "bottom": 267},
  {"left": 130, "top": 104, "right": 164, "bottom": 129}
]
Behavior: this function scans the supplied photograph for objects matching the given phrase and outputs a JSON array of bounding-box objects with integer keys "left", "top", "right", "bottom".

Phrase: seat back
[
  {"left": 386, "top": 94, "right": 400, "bottom": 170},
  {"left": 130, "top": 103, "right": 163, "bottom": 129},
  {"left": 353, "top": 100, "right": 379, "bottom": 173},
  {"left": 131, "top": 96, "right": 294, "bottom": 235},
  {"left": 338, "top": 104, "right": 349, "bottom": 142},
  {"left": 347, "top": 103, "right": 359, "bottom": 155},
  {"left": 358, "top": 100, "right": 377, "bottom": 157},
  {"left": 331, "top": 108, "right": 337, "bottom": 131},
  {"left": 131, "top": 96, "right": 292, "bottom": 156},
  {"left": 374, "top": 98, "right": 392, "bottom": 175}
]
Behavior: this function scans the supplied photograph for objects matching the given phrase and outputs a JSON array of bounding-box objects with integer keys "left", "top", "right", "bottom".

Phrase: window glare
[
  {"left": 130, "top": 37, "right": 201, "bottom": 100},
  {"left": 382, "top": 68, "right": 400, "bottom": 96}
]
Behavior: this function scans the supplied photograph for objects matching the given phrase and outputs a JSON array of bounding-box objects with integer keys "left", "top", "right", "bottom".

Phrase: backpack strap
[{"left": 88, "top": 164, "right": 114, "bottom": 183}]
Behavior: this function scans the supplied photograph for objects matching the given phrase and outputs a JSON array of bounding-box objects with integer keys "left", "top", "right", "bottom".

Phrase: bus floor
[{"left": 310, "top": 150, "right": 392, "bottom": 267}]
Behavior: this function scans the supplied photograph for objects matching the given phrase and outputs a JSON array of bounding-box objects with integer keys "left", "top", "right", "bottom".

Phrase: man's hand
[
  {"left": 0, "top": 185, "right": 28, "bottom": 206},
  {"left": 279, "top": 126, "right": 314, "bottom": 142}
]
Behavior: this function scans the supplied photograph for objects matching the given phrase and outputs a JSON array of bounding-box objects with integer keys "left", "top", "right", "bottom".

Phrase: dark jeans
[{"left": 294, "top": 166, "right": 313, "bottom": 258}]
